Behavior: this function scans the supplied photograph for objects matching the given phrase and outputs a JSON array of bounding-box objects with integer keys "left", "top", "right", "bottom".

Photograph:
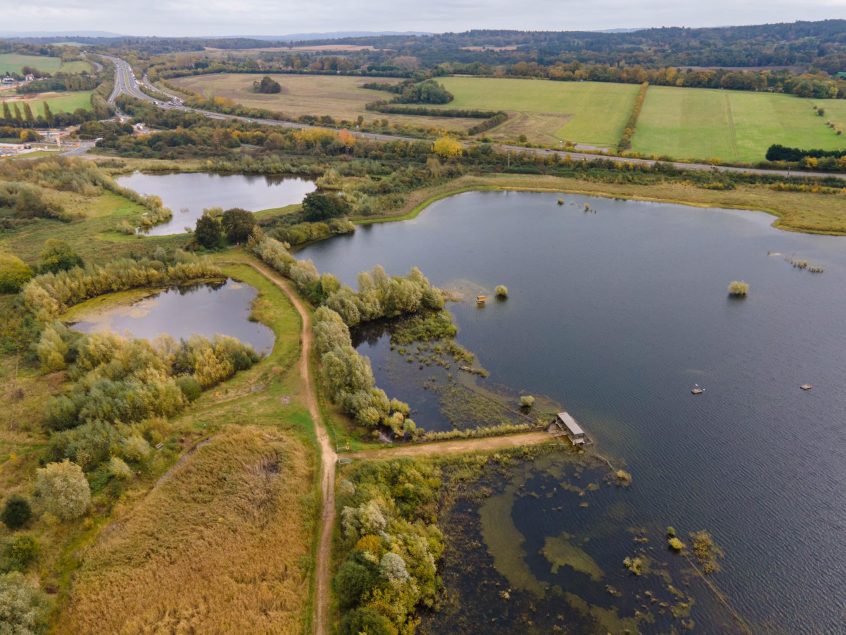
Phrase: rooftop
[{"left": 556, "top": 411, "right": 585, "bottom": 436}]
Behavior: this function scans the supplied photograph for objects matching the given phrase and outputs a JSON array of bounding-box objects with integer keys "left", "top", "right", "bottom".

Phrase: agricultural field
[
  {"left": 631, "top": 85, "right": 846, "bottom": 163},
  {"left": 0, "top": 53, "right": 91, "bottom": 75},
  {"left": 169, "top": 73, "right": 477, "bottom": 132},
  {"left": 0, "top": 90, "right": 93, "bottom": 116},
  {"left": 437, "top": 76, "right": 641, "bottom": 148}
]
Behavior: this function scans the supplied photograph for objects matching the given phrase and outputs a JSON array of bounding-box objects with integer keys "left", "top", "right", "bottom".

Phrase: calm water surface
[
  {"left": 299, "top": 191, "right": 846, "bottom": 633},
  {"left": 116, "top": 172, "right": 315, "bottom": 235},
  {"left": 71, "top": 279, "right": 274, "bottom": 354}
]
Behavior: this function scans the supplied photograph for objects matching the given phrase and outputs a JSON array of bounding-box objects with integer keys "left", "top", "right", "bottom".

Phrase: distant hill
[{"left": 0, "top": 30, "right": 123, "bottom": 38}]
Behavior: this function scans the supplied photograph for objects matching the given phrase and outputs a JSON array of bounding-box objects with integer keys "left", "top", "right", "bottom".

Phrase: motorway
[{"left": 105, "top": 56, "right": 845, "bottom": 180}]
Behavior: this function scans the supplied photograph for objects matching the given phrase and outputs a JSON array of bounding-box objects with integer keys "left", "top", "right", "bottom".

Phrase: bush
[
  {"left": 0, "top": 572, "right": 50, "bottom": 634},
  {"left": 1, "top": 535, "right": 39, "bottom": 573},
  {"left": 108, "top": 456, "right": 133, "bottom": 480},
  {"left": 1, "top": 496, "right": 32, "bottom": 530},
  {"left": 519, "top": 395, "right": 535, "bottom": 409},
  {"left": 728, "top": 280, "right": 749, "bottom": 297},
  {"left": 38, "top": 239, "right": 83, "bottom": 274},
  {"left": 253, "top": 76, "right": 281, "bottom": 94},
  {"left": 334, "top": 559, "right": 379, "bottom": 609},
  {"left": 194, "top": 211, "right": 223, "bottom": 249},
  {"left": 35, "top": 460, "right": 91, "bottom": 521},
  {"left": 302, "top": 191, "right": 352, "bottom": 221},
  {"left": 340, "top": 607, "right": 398, "bottom": 635},
  {"left": 0, "top": 254, "right": 33, "bottom": 293},
  {"left": 221, "top": 208, "right": 256, "bottom": 244},
  {"left": 176, "top": 375, "right": 202, "bottom": 401},
  {"left": 495, "top": 284, "right": 509, "bottom": 299}
]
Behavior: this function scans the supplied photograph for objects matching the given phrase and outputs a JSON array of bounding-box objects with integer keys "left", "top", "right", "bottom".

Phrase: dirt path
[
  {"left": 345, "top": 431, "right": 554, "bottom": 459},
  {"left": 246, "top": 260, "right": 336, "bottom": 635}
]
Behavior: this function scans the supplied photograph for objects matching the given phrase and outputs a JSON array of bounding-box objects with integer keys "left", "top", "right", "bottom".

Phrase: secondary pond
[
  {"left": 71, "top": 279, "right": 274, "bottom": 354},
  {"left": 116, "top": 171, "right": 316, "bottom": 236},
  {"left": 298, "top": 191, "right": 846, "bottom": 633}
]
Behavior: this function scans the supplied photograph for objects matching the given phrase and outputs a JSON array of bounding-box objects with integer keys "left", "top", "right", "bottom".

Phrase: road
[{"left": 104, "top": 55, "right": 846, "bottom": 181}]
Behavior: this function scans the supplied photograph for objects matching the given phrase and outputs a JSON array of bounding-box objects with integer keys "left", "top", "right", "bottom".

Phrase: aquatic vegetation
[
  {"left": 495, "top": 284, "right": 508, "bottom": 299},
  {"left": 668, "top": 537, "right": 686, "bottom": 552},
  {"left": 690, "top": 530, "right": 724, "bottom": 574},
  {"left": 623, "top": 555, "right": 646, "bottom": 575},
  {"left": 615, "top": 469, "right": 633, "bottom": 485},
  {"left": 727, "top": 280, "right": 749, "bottom": 297},
  {"left": 542, "top": 533, "right": 604, "bottom": 581}
]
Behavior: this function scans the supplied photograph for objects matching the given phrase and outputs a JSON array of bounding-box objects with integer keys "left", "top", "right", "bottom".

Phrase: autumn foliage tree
[{"left": 433, "top": 136, "right": 463, "bottom": 159}]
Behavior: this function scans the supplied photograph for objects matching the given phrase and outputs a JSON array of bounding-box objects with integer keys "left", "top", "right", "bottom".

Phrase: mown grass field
[
  {"left": 1, "top": 90, "right": 93, "bottom": 116},
  {"left": 437, "top": 77, "right": 640, "bottom": 148},
  {"left": 632, "top": 86, "right": 846, "bottom": 163},
  {"left": 169, "top": 73, "right": 477, "bottom": 132},
  {"left": 0, "top": 53, "right": 91, "bottom": 75}
]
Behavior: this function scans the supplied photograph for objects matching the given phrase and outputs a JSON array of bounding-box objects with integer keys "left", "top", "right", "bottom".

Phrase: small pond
[
  {"left": 70, "top": 279, "right": 274, "bottom": 354},
  {"left": 116, "top": 171, "right": 316, "bottom": 235}
]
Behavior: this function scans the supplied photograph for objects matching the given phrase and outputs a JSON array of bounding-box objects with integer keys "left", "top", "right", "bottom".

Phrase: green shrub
[
  {"left": 108, "top": 456, "right": 133, "bottom": 480},
  {"left": 35, "top": 460, "right": 90, "bottom": 521},
  {"left": 0, "top": 254, "right": 33, "bottom": 293},
  {"left": 340, "top": 607, "right": 398, "bottom": 635},
  {"left": 334, "top": 559, "right": 379, "bottom": 609},
  {"left": 1, "top": 496, "right": 32, "bottom": 530},
  {"left": 1, "top": 535, "right": 39, "bottom": 573},
  {"left": 519, "top": 395, "right": 535, "bottom": 409},
  {"left": 302, "top": 191, "right": 351, "bottom": 221},
  {"left": 495, "top": 284, "right": 509, "bottom": 299},
  {"left": 176, "top": 375, "right": 202, "bottom": 401},
  {"left": 38, "top": 239, "right": 83, "bottom": 274},
  {"left": 0, "top": 572, "right": 50, "bottom": 634},
  {"left": 194, "top": 211, "right": 223, "bottom": 249}
]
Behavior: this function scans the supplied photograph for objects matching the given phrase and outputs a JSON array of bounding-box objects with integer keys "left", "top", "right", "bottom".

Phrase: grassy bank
[{"left": 353, "top": 173, "right": 846, "bottom": 235}]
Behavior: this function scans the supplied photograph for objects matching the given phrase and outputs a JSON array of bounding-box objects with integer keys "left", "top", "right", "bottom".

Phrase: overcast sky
[{"left": 10, "top": 0, "right": 846, "bottom": 37}]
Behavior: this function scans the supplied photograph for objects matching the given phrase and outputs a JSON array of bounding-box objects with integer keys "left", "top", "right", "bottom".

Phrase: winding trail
[{"left": 246, "top": 260, "right": 336, "bottom": 635}]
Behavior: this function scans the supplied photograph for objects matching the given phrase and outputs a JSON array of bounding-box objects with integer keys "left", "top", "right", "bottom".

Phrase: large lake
[
  {"left": 299, "top": 191, "right": 846, "bottom": 633},
  {"left": 116, "top": 172, "right": 315, "bottom": 235},
  {"left": 71, "top": 279, "right": 275, "bottom": 354}
]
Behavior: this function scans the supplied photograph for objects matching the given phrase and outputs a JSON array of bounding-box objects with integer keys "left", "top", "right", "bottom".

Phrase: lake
[
  {"left": 298, "top": 191, "right": 846, "bottom": 633},
  {"left": 70, "top": 279, "right": 275, "bottom": 354},
  {"left": 116, "top": 171, "right": 316, "bottom": 235}
]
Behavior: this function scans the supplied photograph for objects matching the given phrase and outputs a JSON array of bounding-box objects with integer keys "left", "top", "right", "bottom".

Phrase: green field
[
  {"left": 0, "top": 53, "right": 91, "bottom": 75},
  {"left": 2, "top": 91, "right": 93, "bottom": 116},
  {"left": 170, "top": 73, "right": 477, "bottom": 132},
  {"left": 437, "top": 77, "right": 640, "bottom": 148},
  {"left": 632, "top": 86, "right": 846, "bottom": 163}
]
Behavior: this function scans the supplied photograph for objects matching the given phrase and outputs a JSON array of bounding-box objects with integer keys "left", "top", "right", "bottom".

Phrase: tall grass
[{"left": 57, "top": 426, "right": 315, "bottom": 634}]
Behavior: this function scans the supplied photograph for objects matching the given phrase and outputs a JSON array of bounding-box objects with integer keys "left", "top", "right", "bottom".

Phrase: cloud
[{"left": 5, "top": 0, "right": 846, "bottom": 36}]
